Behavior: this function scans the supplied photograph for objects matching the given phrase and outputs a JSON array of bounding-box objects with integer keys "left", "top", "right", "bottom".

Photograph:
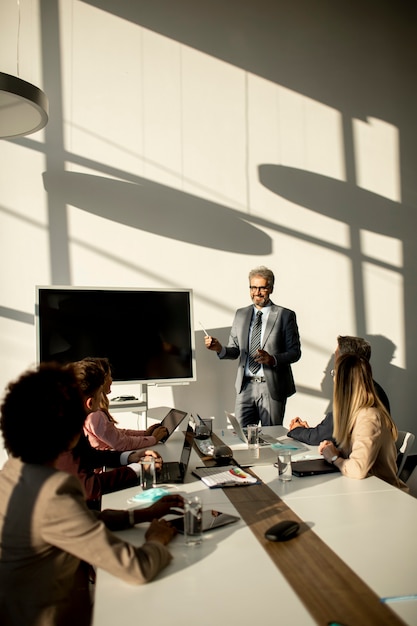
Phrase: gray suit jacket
[{"left": 220, "top": 302, "right": 301, "bottom": 401}]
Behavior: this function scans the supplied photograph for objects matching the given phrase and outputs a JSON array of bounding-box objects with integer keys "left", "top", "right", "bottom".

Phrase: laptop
[
  {"left": 291, "top": 458, "right": 339, "bottom": 477},
  {"left": 225, "top": 411, "right": 277, "bottom": 446},
  {"left": 158, "top": 408, "right": 188, "bottom": 442},
  {"left": 156, "top": 422, "right": 194, "bottom": 484}
]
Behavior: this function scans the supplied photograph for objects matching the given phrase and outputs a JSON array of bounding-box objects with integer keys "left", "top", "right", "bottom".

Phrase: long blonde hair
[{"left": 333, "top": 353, "right": 397, "bottom": 449}]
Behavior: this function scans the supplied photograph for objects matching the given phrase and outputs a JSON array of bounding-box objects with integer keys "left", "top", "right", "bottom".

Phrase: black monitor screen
[{"left": 36, "top": 287, "right": 195, "bottom": 384}]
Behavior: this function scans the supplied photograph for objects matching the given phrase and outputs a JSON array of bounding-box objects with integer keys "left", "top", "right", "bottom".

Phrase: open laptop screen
[{"left": 159, "top": 409, "right": 188, "bottom": 442}]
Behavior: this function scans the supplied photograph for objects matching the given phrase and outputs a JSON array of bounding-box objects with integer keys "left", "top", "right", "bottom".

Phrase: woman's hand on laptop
[
  {"left": 150, "top": 426, "right": 169, "bottom": 443},
  {"left": 144, "top": 423, "right": 161, "bottom": 436}
]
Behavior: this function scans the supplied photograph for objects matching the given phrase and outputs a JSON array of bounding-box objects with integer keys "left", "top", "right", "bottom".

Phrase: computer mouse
[
  {"left": 213, "top": 444, "right": 233, "bottom": 459},
  {"left": 264, "top": 520, "right": 300, "bottom": 542}
]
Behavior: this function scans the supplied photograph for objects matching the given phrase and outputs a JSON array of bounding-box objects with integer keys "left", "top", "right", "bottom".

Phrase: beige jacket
[
  {"left": 338, "top": 407, "right": 407, "bottom": 490},
  {"left": 0, "top": 457, "right": 172, "bottom": 626}
]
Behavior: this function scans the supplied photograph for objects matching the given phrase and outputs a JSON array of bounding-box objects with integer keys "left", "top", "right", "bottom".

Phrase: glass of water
[
  {"left": 247, "top": 424, "right": 260, "bottom": 449},
  {"left": 140, "top": 456, "right": 156, "bottom": 490},
  {"left": 184, "top": 496, "right": 203, "bottom": 545},
  {"left": 277, "top": 451, "right": 292, "bottom": 481},
  {"left": 195, "top": 419, "right": 212, "bottom": 440}
]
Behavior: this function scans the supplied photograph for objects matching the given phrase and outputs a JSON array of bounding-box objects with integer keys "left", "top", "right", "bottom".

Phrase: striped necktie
[{"left": 248, "top": 310, "right": 263, "bottom": 374}]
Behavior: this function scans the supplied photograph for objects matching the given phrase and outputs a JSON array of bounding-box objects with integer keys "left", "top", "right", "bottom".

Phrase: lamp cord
[{"left": 16, "top": 0, "right": 21, "bottom": 77}]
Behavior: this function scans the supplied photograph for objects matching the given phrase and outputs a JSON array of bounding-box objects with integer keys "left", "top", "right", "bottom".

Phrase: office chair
[
  {"left": 396, "top": 430, "right": 415, "bottom": 477},
  {"left": 406, "top": 465, "right": 417, "bottom": 498}
]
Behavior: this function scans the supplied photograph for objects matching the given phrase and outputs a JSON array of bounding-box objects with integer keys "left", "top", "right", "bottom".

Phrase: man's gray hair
[{"left": 248, "top": 266, "right": 275, "bottom": 288}]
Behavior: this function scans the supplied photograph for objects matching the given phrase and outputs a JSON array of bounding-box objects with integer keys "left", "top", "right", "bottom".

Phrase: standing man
[{"left": 205, "top": 266, "right": 301, "bottom": 426}]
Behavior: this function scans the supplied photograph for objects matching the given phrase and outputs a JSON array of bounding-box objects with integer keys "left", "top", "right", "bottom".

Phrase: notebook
[
  {"left": 192, "top": 465, "right": 260, "bottom": 488},
  {"left": 291, "top": 458, "right": 339, "bottom": 477},
  {"left": 225, "top": 411, "right": 277, "bottom": 446},
  {"left": 158, "top": 408, "right": 188, "bottom": 442},
  {"left": 155, "top": 422, "right": 193, "bottom": 484}
]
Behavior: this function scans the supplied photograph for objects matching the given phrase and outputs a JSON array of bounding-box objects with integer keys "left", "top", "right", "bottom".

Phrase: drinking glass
[
  {"left": 184, "top": 496, "right": 203, "bottom": 545},
  {"left": 247, "top": 424, "right": 260, "bottom": 449},
  {"left": 195, "top": 419, "right": 212, "bottom": 440},
  {"left": 277, "top": 451, "right": 292, "bottom": 481},
  {"left": 140, "top": 456, "right": 156, "bottom": 490}
]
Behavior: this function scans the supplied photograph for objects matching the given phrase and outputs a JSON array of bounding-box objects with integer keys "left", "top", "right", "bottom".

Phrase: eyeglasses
[{"left": 249, "top": 286, "right": 270, "bottom": 292}]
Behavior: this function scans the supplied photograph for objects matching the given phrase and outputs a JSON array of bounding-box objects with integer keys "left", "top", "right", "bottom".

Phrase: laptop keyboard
[{"left": 158, "top": 463, "right": 180, "bottom": 482}]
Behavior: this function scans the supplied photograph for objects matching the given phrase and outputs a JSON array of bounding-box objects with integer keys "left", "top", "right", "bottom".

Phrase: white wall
[{"left": 1, "top": 0, "right": 417, "bottom": 456}]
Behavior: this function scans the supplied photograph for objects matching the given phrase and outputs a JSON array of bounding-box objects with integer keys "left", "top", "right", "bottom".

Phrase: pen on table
[
  {"left": 199, "top": 321, "right": 209, "bottom": 337},
  {"left": 381, "top": 594, "right": 417, "bottom": 603}
]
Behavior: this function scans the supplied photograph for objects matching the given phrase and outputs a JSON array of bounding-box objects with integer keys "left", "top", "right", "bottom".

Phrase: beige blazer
[
  {"left": 338, "top": 407, "right": 407, "bottom": 490},
  {"left": 0, "top": 457, "right": 172, "bottom": 626}
]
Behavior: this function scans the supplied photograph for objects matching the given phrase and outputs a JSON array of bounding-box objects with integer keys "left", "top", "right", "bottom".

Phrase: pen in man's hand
[{"left": 199, "top": 321, "right": 209, "bottom": 337}]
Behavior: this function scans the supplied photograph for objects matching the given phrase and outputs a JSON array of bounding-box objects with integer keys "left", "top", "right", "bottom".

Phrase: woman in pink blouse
[{"left": 83, "top": 358, "right": 168, "bottom": 451}]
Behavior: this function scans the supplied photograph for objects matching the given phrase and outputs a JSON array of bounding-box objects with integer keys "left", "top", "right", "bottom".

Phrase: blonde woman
[{"left": 319, "top": 353, "right": 407, "bottom": 490}]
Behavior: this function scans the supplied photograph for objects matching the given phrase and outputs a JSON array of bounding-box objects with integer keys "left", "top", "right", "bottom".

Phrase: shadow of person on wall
[
  {"left": 322, "top": 334, "right": 408, "bottom": 432},
  {"left": 365, "top": 334, "right": 408, "bottom": 430},
  {"left": 321, "top": 353, "right": 336, "bottom": 416}
]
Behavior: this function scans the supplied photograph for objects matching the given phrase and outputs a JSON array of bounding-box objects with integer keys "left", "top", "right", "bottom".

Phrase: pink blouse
[{"left": 84, "top": 410, "right": 157, "bottom": 451}]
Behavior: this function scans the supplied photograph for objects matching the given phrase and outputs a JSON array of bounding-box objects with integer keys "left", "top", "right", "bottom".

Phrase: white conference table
[{"left": 92, "top": 427, "right": 417, "bottom": 626}]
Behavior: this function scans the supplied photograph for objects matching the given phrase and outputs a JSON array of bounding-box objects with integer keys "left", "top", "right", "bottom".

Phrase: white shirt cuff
[
  {"left": 120, "top": 450, "right": 133, "bottom": 465},
  {"left": 127, "top": 462, "right": 142, "bottom": 477}
]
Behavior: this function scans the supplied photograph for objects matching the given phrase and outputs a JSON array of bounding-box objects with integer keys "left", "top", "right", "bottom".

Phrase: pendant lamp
[
  {"left": 0, "top": 71, "right": 49, "bottom": 139},
  {"left": 0, "top": 0, "right": 49, "bottom": 139}
]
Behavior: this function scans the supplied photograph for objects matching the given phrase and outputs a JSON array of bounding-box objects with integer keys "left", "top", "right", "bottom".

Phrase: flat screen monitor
[{"left": 35, "top": 286, "right": 196, "bottom": 385}]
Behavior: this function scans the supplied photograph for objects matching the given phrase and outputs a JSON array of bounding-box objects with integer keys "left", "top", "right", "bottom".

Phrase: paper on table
[{"left": 193, "top": 466, "right": 260, "bottom": 488}]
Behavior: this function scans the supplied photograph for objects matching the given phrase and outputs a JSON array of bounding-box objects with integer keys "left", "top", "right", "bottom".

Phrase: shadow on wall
[
  {"left": 172, "top": 329, "right": 236, "bottom": 429},
  {"left": 365, "top": 334, "right": 410, "bottom": 433},
  {"left": 259, "top": 161, "right": 417, "bottom": 451},
  {"left": 42, "top": 172, "right": 271, "bottom": 255},
  {"left": 259, "top": 165, "right": 413, "bottom": 238}
]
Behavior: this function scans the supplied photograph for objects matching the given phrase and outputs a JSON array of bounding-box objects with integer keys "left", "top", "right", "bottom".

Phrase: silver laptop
[
  {"left": 225, "top": 411, "right": 277, "bottom": 446},
  {"left": 156, "top": 421, "right": 193, "bottom": 483}
]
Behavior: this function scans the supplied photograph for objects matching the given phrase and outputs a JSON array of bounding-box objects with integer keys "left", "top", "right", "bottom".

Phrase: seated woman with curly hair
[{"left": 0, "top": 363, "right": 183, "bottom": 626}]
